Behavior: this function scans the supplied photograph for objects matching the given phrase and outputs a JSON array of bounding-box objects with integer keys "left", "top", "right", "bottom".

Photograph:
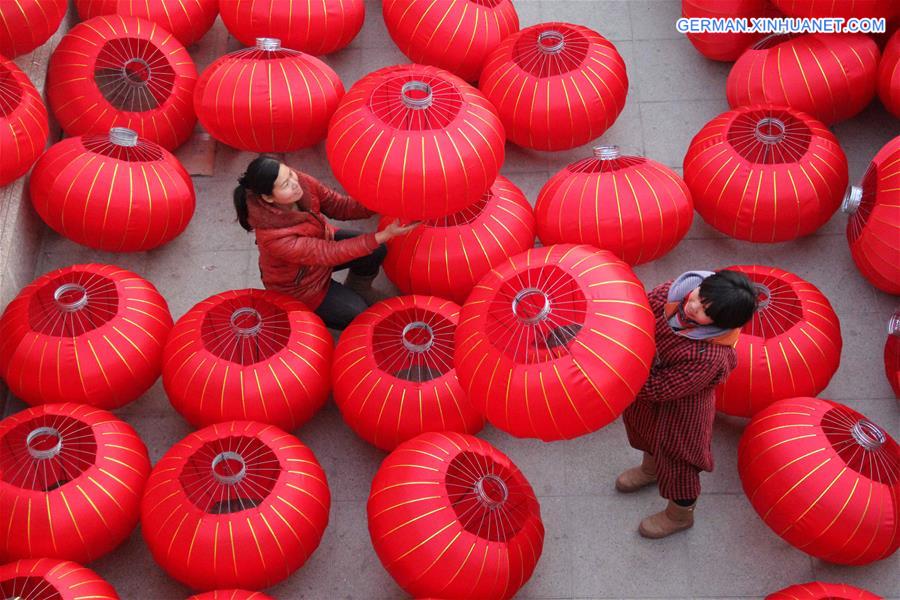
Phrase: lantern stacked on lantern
[
  {"left": 0, "top": 0, "right": 68, "bottom": 58},
  {"left": 74, "top": 0, "right": 219, "bottom": 47},
  {"left": 0, "top": 55, "right": 49, "bottom": 186}
]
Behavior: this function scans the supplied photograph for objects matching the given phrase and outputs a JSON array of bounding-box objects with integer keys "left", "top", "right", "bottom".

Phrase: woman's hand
[{"left": 375, "top": 219, "right": 421, "bottom": 244}]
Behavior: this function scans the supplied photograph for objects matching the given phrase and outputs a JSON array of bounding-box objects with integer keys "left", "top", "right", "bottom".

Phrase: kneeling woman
[{"left": 234, "top": 156, "right": 418, "bottom": 329}]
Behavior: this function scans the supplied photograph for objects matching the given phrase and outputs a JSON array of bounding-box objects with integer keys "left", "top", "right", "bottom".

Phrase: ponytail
[
  {"left": 233, "top": 184, "right": 252, "bottom": 231},
  {"left": 233, "top": 155, "right": 280, "bottom": 232}
]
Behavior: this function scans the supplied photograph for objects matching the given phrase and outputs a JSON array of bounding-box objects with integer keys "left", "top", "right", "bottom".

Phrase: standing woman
[{"left": 234, "top": 156, "right": 418, "bottom": 329}]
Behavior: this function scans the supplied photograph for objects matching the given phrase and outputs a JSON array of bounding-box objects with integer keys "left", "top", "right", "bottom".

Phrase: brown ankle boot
[
  {"left": 344, "top": 272, "right": 391, "bottom": 306},
  {"left": 638, "top": 500, "right": 695, "bottom": 539},
  {"left": 615, "top": 452, "right": 657, "bottom": 493}
]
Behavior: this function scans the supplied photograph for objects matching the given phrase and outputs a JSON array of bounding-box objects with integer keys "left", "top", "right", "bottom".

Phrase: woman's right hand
[{"left": 375, "top": 219, "right": 421, "bottom": 244}]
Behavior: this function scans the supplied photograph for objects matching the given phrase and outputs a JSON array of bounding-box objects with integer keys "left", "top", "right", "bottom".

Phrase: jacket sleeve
[
  {"left": 636, "top": 355, "right": 728, "bottom": 404},
  {"left": 261, "top": 231, "right": 380, "bottom": 267},
  {"left": 304, "top": 173, "right": 374, "bottom": 221}
]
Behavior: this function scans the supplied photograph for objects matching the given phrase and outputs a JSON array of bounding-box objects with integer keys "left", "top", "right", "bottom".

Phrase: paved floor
[{"left": 8, "top": 0, "right": 900, "bottom": 598}]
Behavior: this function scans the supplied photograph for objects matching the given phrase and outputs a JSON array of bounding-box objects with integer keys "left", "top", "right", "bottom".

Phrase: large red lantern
[
  {"left": 333, "top": 295, "right": 482, "bottom": 450},
  {"left": 879, "top": 31, "right": 900, "bottom": 119},
  {"left": 0, "top": 559, "right": 119, "bottom": 600},
  {"left": 683, "top": 104, "right": 848, "bottom": 242},
  {"left": 0, "top": 55, "right": 48, "bottom": 186},
  {"left": 715, "top": 265, "right": 842, "bottom": 417},
  {"left": 455, "top": 244, "right": 656, "bottom": 441},
  {"left": 162, "top": 289, "right": 333, "bottom": 431},
  {"left": 0, "top": 403, "right": 151, "bottom": 563},
  {"left": 74, "top": 0, "right": 218, "bottom": 47},
  {"left": 887, "top": 310, "right": 900, "bottom": 399},
  {"left": 219, "top": 0, "right": 364, "bottom": 55},
  {"left": 480, "top": 22, "right": 628, "bottom": 151},
  {"left": 368, "top": 432, "right": 544, "bottom": 600},
  {"left": 30, "top": 128, "right": 195, "bottom": 252},
  {"left": 382, "top": 0, "right": 519, "bottom": 82},
  {"left": 535, "top": 145, "right": 693, "bottom": 265},
  {"left": 381, "top": 175, "right": 535, "bottom": 304},
  {"left": 739, "top": 397, "right": 900, "bottom": 566},
  {"left": 194, "top": 38, "right": 344, "bottom": 152},
  {"left": 327, "top": 64, "right": 504, "bottom": 220},
  {"left": 47, "top": 15, "right": 198, "bottom": 150},
  {"left": 188, "top": 591, "right": 273, "bottom": 600},
  {"left": 767, "top": 581, "right": 881, "bottom": 600},
  {"left": 842, "top": 135, "right": 900, "bottom": 295},
  {"left": 0, "top": 0, "right": 67, "bottom": 58},
  {"left": 769, "top": 0, "right": 898, "bottom": 19},
  {"left": 682, "top": 0, "right": 769, "bottom": 62},
  {"left": 141, "top": 421, "right": 330, "bottom": 591},
  {"left": 726, "top": 33, "right": 879, "bottom": 124},
  {"left": 0, "top": 264, "right": 173, "bottom": 409}
]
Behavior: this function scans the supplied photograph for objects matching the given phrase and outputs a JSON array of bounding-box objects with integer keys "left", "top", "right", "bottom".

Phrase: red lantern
[
  {"left": 455, "top": 244, "right": 656, "bottom": 441},
  {"left": 0, "top": 264, "right": 173, "bottom": 409},
  {"left": 0, "top": 0, "right": 67, "bottom": 58},
  {"left": 0, "top": 403, "right": 151, "bottom": 563},
  {"left": 188, "top": 591, "right": 273, "bottom": 600},
  {"left": 219, "top": 0, "right": 364, "bottom": 55},
  {"left": 162, "top": 289, "right": 332, "bottom": 431},
  {"left": 74, "top": 0, "right": 218, "bottom": 47},
  {"left": 479, "top": 22, "right": 628, "bottom": 151},
  {"left": 368, "top": 432, "right": 544, "bottom": 600},
  {"left": 879, "top": 31, "right": 900, "bottom": 118},
  {"left": 333, "top": 295, "right": 482, "bottom": 450},
  {"left": 0, "top": 55, "right": 48, "bottom": 186},
  {"left": 682, "top": 0, "right": 769, "bottom": 62},
  {"left": 141, "top": 421, "right": 330, "bottom": 591},
  {"left": 30, "top": 128, "right": 195, "bottom": 252},
  {"left": 715, "top": 265, "right": 842, "bottom": 417},
  {"left": 327, "top": 64, "right": 504, "bottom": 220},
  {"left": 767, "top": 581, "right": 881, "bottom": 600},
  {"left": 0, "top": 559, "right": 119, "bottom": 600},
  {"left": 739, "top": 397, "right": 900, "bottom": 566},
  {"left": 47, "top": 15, "right": 198, "bottom": 150},
  {"left": 381, "top": 175, "right": 535, "bottom": 304},
  {"left": 194, "top": 38, "right": 344, "bottom": 152},
  {"left": 683, "top": 104, "right": 848, "bottom": 242},
  {"left": 382, "top": 0, "right": 519, "bottom": 82},
  {"left": 842, "top": 135, "right": 900, "bottom": 295},
  {"left": 886, "top": 310, "right": 900, "bottom": 399},
  {"left": 769, "top": 0, "right": 898, "bottom": 19},
  {"left": 726, "top": 33, "right": 879, "bottom": 124},
  {"left": 536, "top": 145, "right": 693, "bottom": 265}
]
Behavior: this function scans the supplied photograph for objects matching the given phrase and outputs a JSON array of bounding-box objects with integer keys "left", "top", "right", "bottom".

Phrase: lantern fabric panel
[
  {"left": 726, "top": 33, "right": 879, "bottom": 124},
  {"left": 769, "top": 0, "right": 899, "bottom": 19},
  {"left": 188, "top": 591, "right": 274, "bottom": 600},
  {"left": 454, "top": 244, "right": 656, "bottom": 441},
  {"left": 766, "top": 581, "right": 882, "bottom": 600},
  {"left": 0, "top": 559, "right": 119, "bottom": 600},
  {"left": 0, "top": 0, "right": 68, "bottom": 58},
  {"left": 141, "top": 421, "right": 330, "bottom": 591},
  {"left": 368, "top": 432, "right": 544, "bottom": 600},
  {"left": 0, "top": 55, "right": 49, "bottom": 186},
  {"left": 194, "top": 39, "right": 344, "bottom": 152},
  {"left": 0, "top": 263, "right": 174, "bottom": 409},
  {"left": 381, "top": 175, "right": 535, "bottom": 304},
  {"left": 535, "top": 145, "right": 693, "bottom": 265},
  {"left": 879, "top": 31, "right": 900, "bottom": 119},
  {"left": 682, "top": 0, "right": 769, "bottom": 62},
  {"left": 0, "top": 403, "right": 151, "bottom": 564},
  {"left": 886, "top": 311, "right": 900, "bottom": 399},
  {"left": 382, "top": 0, "right": 519, "bottom": 82},
  {"left": 738, "top": 397, "right": 900, "bottom": 566},
  {"left": 163, "top": 289, "right": 333, "bottom": 431},
  {"left": 47, "top": 15, "right": 198, "bottom": 150},
  {"left": 479, "top": 22, "right": 628, "bottom": 151},
  {"left": 74, "top": 0, "right": 218, "bottom": 47}
]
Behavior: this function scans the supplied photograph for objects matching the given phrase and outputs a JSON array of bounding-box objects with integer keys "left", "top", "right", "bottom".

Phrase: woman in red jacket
[
  {"left": 233, "top": 156, "right": 418, "bottom": 329},
  {"left": 616, "top": 270, "right": 757, "bottom": 539}
]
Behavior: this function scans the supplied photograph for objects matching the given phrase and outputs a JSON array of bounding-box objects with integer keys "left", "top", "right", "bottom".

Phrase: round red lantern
[
  {"left": 194, "top": 38, "right": 343, "bottom": 152},
  {"left": 767, "top": 581, "right": 881, "bottom": 600},
  {"left": 683, "top": 104, "right": 848, "bottom": 242},
  {"left": 715, "top": 265, "right": 842, "bottom": 417},
  {"left": 682, "top": 0, "right": 769, "bottom": 62},
  {"left": 162, "top": 289, "right": 332, "bottom": 431},
  {"left": 74, "top": 0, "right": 218, "bottom": 47},
  {"left": 219, "top": 0, "right": 364, "bottom": 55},
  {"left": 0, "top": 403, "right": 151, "bottom": 563},
  {"left": 879, "top": 31, "right": 900, "bottom": 119},
  {"left": 455, "top": 244, "right": 656, "bottom": 441},
  {"left": 536, "top": 145, "right": 693, "bottom": 265},
  {"left": 381, "top": 175, "right": 535, "bottom": 304},
  {"left": 327, "top": 63, "right": 504, "bottom": 220},
  {"left": 842, "top": 135, "right": 900, "bottom": 295},
  {"left": 368, "top": 432, "right": 544, "bottom": 599},
  {"left": 0, "top": 0, "right": 67, "bottom": 58},
  {"left": 333, "top": 295, "right": 482, "bottom": 450},
  {"left": 383, "top": 0, "right": 519, "bottom": 82},
  {"left": 0, "top": 559, "right": 119, "bottom": 600},
  {"left": 726, "top": 33, "right": 879, "bottom": 124},
  {"left": 0, "top": 263, "right": 173, "bottom": 409},
  {"left": 188, "top": 591, "right": 273, "bottom": 600},
  {"left": 30, "top": 128, "right": 195, "bottom": 251},
  {"left": 886, "top": 310, "right": 900, "bottom": 399},
  {"left": 739, "top": 397, "right": 900, "bottom": 566},
  {"left": 47, "top": 15, "right": 198, "bottom": 150},
  {"left": 141, "top": 421, "right": 330, "bottom": 591},
  {"left": 0, "top": 55, "right": 48, "bottom": 186},
  {"left": 769, "top": 0, "right": 898, "bottom": 19}
]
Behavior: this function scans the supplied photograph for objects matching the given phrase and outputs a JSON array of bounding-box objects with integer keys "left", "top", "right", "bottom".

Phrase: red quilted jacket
[{"left": 247, "top": 169, "right": 377, "bottom": 309}]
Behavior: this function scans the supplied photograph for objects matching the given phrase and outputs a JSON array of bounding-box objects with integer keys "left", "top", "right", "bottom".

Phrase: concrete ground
[{"left": 6, "top": 0, "right": 900, "bottom": 598}]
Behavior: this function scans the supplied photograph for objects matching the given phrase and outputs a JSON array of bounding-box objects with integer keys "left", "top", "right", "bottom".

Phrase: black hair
[
  {"left": 698, "top": 270, "right": 758, "bottom": 329},
  {"left": 233, "top": 155, "right": 280, "bottom": 231}
]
